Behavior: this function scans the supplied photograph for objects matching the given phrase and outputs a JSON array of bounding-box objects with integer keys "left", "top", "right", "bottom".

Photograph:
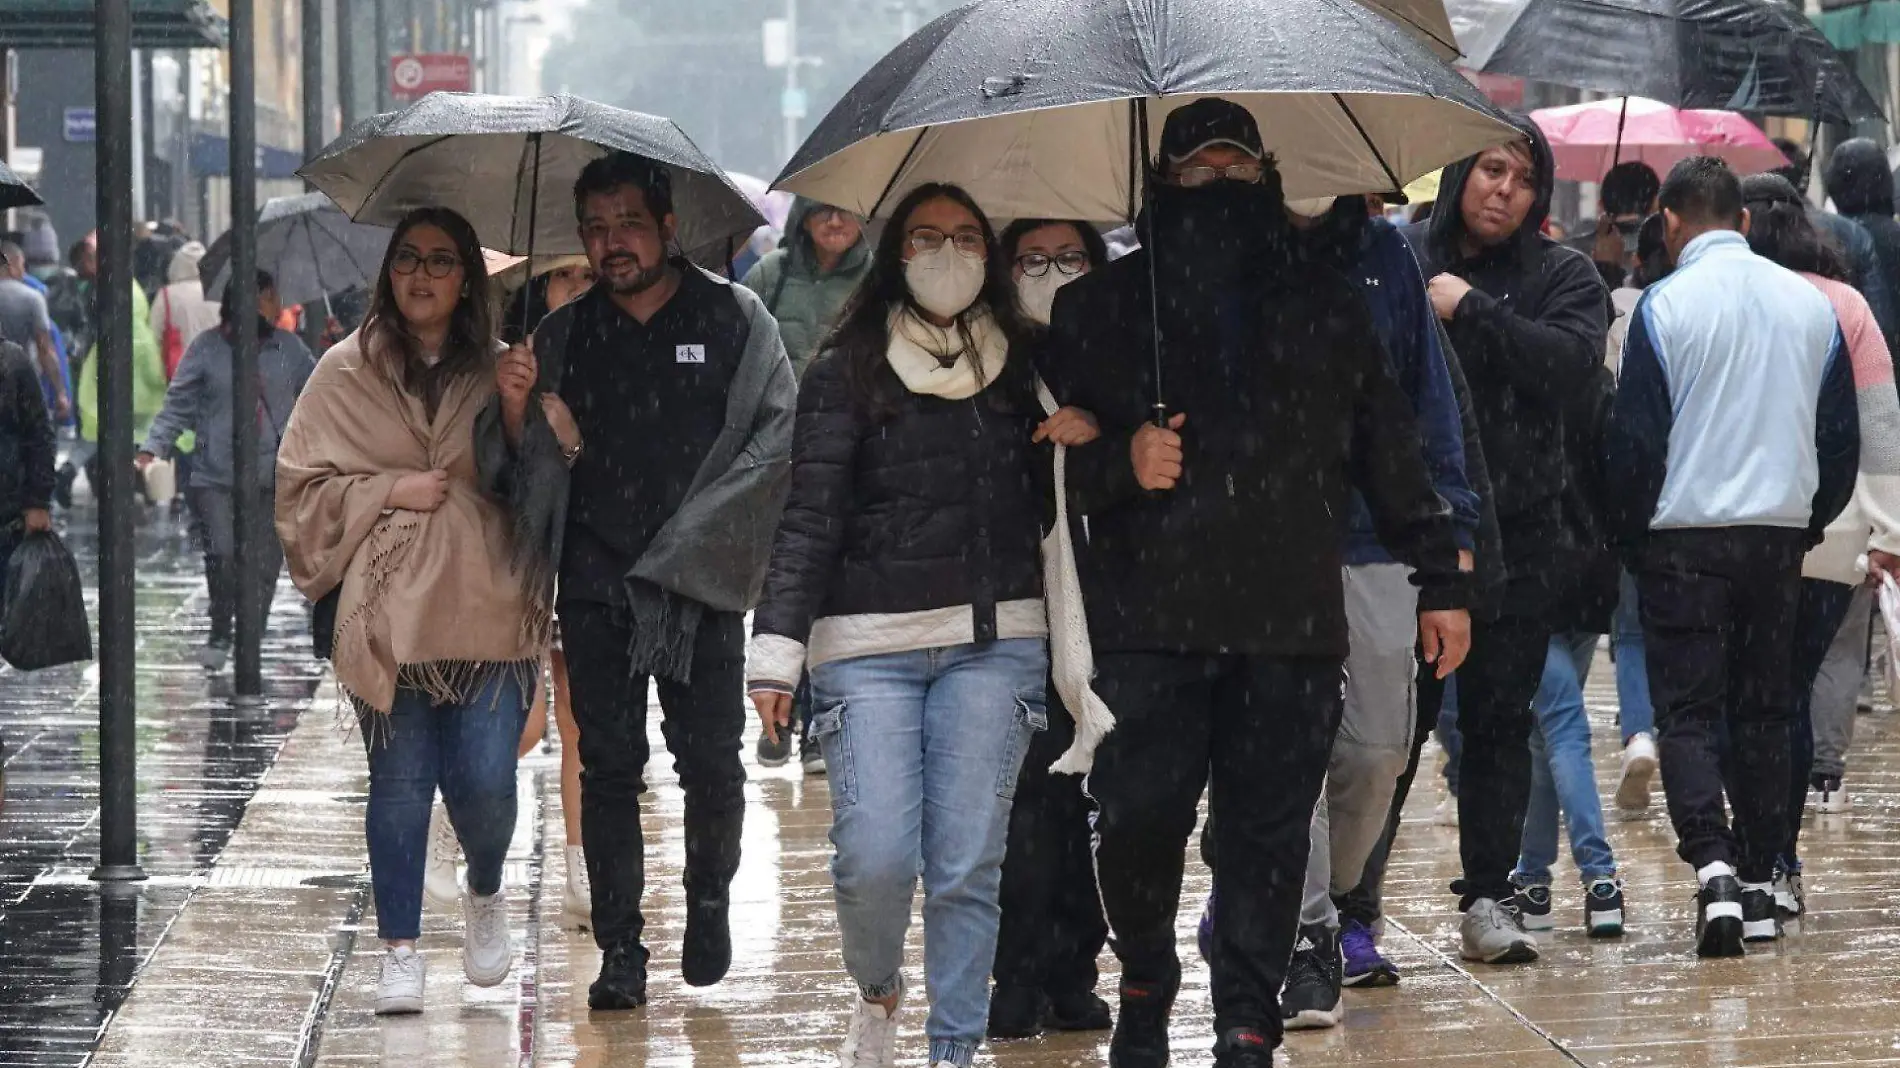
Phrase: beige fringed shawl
[{"left": 274, "top": 329, "right": 544, "bottom": 714}]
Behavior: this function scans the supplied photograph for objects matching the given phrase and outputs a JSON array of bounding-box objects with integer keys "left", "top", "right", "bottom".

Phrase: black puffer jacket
[
  {"left": 752, "top": 338, "right": 1047, "bottom": 646},
  {"left": 1826, "top": 138, "right": 1900, "bottom": 359}
]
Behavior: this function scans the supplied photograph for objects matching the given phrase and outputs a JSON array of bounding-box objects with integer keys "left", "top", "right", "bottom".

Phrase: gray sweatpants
[
  {"left": 1812, "top": 583, "right": 1873, "bottom": 781},
  {"left": 188, "top": 484, "right": 285, "bottom": 644},
  {"left": 1302, "top": 564, "right": 1419, "bottom": 929}
]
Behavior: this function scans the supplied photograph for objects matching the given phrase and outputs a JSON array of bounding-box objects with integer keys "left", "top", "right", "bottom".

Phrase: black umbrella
[
  {"left": 199, "top": 193, "right": 393, "bottom": 308},
  {"left": 775, "top": 0, "right": 1519, "bottom": 224},
  {"left": 1449, "top": 0, "right": 1882, "bottom": 124},
  {"left": 0, "top": 159, "right": 44, "bottom": 212},
  {"left": 298, "top": 92, "right": 765, "bottom": 267}
]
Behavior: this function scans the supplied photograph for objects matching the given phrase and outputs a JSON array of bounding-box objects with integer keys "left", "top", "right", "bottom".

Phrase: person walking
[
  {"left": 1401, "top": 117, "right": 1610, "bottom": 966},
  {"left": 150, "top": 241, "right": 221, "bottom": 382},
  {"left": 1603, "top": 156, "right": 1858, "bottom": 959},
  {"left": 480, "top": 151, "right": 796, "bottom": 1011},
  {"left": 139, "top": 271, "right": 313, "bottom": 671},
  {"left": 1824, "top": 138, "right": 1900, "bottom": 360},
  {"left": 1738, "top": 172, "right": 1900, "bottom": 920},
  {"left": 1770, "top": 140, "right": 1899, "bottom": 351},
  {"left": 0, "top": 241, "right": 70, "bottom": 423},
  {"left": 276, "top": 207, "right": 547, "bottom": 1013},
  {"left": 1042, "top": 99, "right": 1472, "bottom": 1068},
  {"left": 987, "top": 215, "right": 1114, "bottom": 1043}
]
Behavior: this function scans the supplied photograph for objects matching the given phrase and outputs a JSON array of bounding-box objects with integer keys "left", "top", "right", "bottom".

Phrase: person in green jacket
[
  {"left": 61, "top": 281, "right": 182, "bottom": 506},
  {"left": 740, "top": 197, "right": 869, "bottom": 380}
]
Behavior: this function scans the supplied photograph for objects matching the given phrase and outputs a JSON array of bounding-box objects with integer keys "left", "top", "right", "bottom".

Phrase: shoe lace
[
  {"left": 1285, "top": 943, "right": 1328, "bottom": 989},
  {"left": 469, "top": 894, "right": 507, "bottom": 946},
  {"left": 385, "top": 950, "right": 422, "bottom": 983},
  {"left": 848, "top": 999, "right": 901, "bottom": 1068},
  {"left": 430, "top": 814, "right": 458, "bottom": 860},
  {"left": 1485, "top": 901, "right": 1528, "bottom": 934}
]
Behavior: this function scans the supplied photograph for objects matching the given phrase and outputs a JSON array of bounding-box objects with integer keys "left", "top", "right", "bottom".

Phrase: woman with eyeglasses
[
  {"left": 745, "top": 184, "right": 1099, "bottom": 1068},
  {"left": 276, "top": 207, "right": 548, "bottom": 1015}
]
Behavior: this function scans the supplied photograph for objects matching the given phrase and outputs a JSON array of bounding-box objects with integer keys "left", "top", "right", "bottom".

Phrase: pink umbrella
[{"left": 1530, "top": 96, "right": 1788, "bottom": 183}]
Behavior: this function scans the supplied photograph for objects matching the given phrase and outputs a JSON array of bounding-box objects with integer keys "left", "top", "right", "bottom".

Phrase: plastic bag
[
  {"left": 0, "top": 532, "right": 92, "bottom": 671},
  {"left": 1878, "top": 573, "right": 1900, "bottom": 709}
]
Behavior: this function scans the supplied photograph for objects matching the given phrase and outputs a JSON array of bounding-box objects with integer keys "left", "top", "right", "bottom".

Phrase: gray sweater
[{"left": 143, "top": 325, "right": 316, "bottom": 492}]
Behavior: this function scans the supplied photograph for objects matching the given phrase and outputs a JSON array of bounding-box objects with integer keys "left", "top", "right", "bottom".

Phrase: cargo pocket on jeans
[
  {"left": 996, "top": 694, "right": 1049, "bottom": 800},
  {"left": 807, "top": 702, "right": 856, "bottom": 808}
]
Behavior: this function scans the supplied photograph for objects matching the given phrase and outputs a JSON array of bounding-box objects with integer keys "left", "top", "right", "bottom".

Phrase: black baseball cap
[{"left": 1160, "top": 98, "right": 1266, "bottom": 165}]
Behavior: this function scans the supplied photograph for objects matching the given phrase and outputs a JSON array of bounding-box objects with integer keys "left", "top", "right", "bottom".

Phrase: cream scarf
[{"left": 886, "top": 306, "right": 1009, "bottom": 399}]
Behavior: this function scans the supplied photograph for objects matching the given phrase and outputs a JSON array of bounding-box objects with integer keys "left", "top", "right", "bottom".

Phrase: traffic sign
[{"left": 390, "top": 54, "right": 473, "bottom": 101}]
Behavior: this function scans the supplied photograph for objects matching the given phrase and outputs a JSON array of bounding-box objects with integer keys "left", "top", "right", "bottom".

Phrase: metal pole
[
  {"left": 376, "top": 0, "right": 392, "bottom": 111},
  {"left": 231, "top": 0, "right": 264, "bottom": 700},
  {"left": 337, "top": 0, "right": 355, "bottom": 127},
  {"left": 91, "top": 0, "right": 145, "bottom": 885},
  {"left": 783, "top": 0, "right": 798, "bottom": 165},
  {"left": 301, "top": 0, "right": 326, "bottom": 354}
]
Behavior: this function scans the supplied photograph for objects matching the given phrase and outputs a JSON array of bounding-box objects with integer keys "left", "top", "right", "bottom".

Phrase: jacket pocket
[
  {"left": 806, "top": 702, "right": 856, "bottom": 809},
  {"left": 996, "top": 692, "right": 1049, "bottom": 800}
]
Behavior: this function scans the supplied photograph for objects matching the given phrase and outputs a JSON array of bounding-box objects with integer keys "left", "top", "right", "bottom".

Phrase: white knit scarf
[{"left": 886, "top": 306, "right": 1009, "bottom": 399}]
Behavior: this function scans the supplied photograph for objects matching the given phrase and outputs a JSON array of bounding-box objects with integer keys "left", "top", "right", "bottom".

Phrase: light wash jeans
[
  {"left": 1513, "top": 634, "right": 1616, "bottom": 886},
  {"left": 1614, "top": 570, "right": 1655, "bottom": 742},
  {"left": 809, "top": 638, "right": 1048, "bottom": 1068}
]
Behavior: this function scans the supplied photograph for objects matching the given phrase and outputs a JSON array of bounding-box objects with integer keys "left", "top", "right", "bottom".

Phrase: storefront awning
[
  {"left": 0, "top": 0, "right": 227, "bottom": 49},
  {"left": 1816, "top": 0, "right": 1900, "bottom": 49}
]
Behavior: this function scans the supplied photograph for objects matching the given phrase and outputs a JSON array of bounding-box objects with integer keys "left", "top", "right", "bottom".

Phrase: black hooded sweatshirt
[
  {"left": 1401, "top": 117, "right": 1609, "bottom": 569},
  {"left": 1826, "top": 138, "right": 1900, "bottom": 361}
]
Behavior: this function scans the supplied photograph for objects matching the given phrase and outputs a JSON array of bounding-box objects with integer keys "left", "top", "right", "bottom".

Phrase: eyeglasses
[
  {"left": 909, "top": 227, "right": 988, "bottom": 259},
  {"left": 809, "top": 206, "right": 855, "bottom": 225},
  {"left": 391, "top": 248, "right": 463, "bottom": 279},
  {"left": 1016, "top": 251, "right": 1091, "bottom": 278},
  {"left": 1171, "top": 163, "right": 1266, "bottom": 189}
]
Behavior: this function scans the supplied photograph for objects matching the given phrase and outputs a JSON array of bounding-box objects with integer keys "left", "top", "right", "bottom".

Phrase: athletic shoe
[
  {"left": 1741, "top": 884, "right": 1780, "bottom": 943},
  {"left": 1585, "top": 878, "right": 1625, "bottom": 938},
  {"left": 987, "top": 984, "right": 1045, "bottom": 1040},
  {"left": 1695, "top": 874, "right": 1744, "bottom": 958},
  {"left": 802, "top": 742, "right": 827, "bottom": 777},
  {"left": 1773, "top": 869, "right": 1805, "bottom": 920},
  {"left": 198, "top": 639, "right": 231, "bottom": 673},
  {"left": 423, "top": 803, "right": 461, "bottom": 907},
  {"left": 1281, "top": 924, "right": 1343, "bottom": 1030},
  {"left": 588, "top": 940, "right": 648, "bottom": 1011},
  {"left": 563, "top": 845, "right": 591, "bottom": 931},
  {"left": 1339, "top": 920, "right": 1399, "bottom": 988},
  {"left": 1045, "top": 988, "right": 1113, "bottom": 1032},
  {"left": 839, "top": 975, "right": 905, "bottom": 1068},
  {"left": 1196, "top": 891, "right": 1215, "bottom": 963},
  {"left": 1109, "top": 969, "right": 1178, "bottom": 1068},
  {"left": 460, "top": 882, "right": 513, "bottom": 987},
  {"left": 1433, "top": 795, "right": 1459, "bottom": 827},
  {"left": 374, "top": 945, "right": 426, "bottom": 1015},
  {"left": 681, "top": 892, "right": 732, "bottom": 987},
  {"left": 1213, "top": 1027, "right": 1274, "bottom": 1068},
  {"left": 1616, "top": 732, "right": 1659, "bottom": 811},
  {"left": 1512, "top": 883, "right": 1555, "bottom": 931},
  {"left": 1811, "top": 775, "right": 1852, "bottom": 814},
  {"left": 1460, "top": 898, "right": 1538, "bottom": 965},
  {"left": 755, "top": 725, "right": 792, "bottom": 768}
]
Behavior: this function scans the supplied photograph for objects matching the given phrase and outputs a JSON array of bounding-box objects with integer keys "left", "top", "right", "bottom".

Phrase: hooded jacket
[
  {"left": 0, "top": 340, "right": 54, "bottom": 518},
  {"left": 1401, "top": 116, "right": 1609, "bottom": 569},
  {"left": 741, "top": 197, "right": 871, "bottom": 379},
  {"left": 1826, "top": 138, "right": 1900, "bottom": 364},
  {"left": 151, "top": 242, "right": 220, "bottom": 375}
]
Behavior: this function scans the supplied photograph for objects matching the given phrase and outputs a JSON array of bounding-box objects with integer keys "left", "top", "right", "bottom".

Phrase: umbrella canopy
[
  {"left": 1448, "top": 0, "right": 1882, "bottom": 124},
  {"left": 300, "top": 93, "right": 765, "bottom": 266},
  {"left": 775, "top": 0, "right": 1520, "bottom": 223},
  {"left": 0, "top": 158, "right": 43, "bottom": 212},
  {"left": 200, "top": 193, "right": 393, "bottom": 308},
  {"left": 1530, "top": 95, "right": 1787, "bottom": 182}
]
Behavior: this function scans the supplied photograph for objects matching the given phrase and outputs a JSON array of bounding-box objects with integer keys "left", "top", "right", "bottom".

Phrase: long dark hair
[
  {"left": 362, "top": 207, "right": 495, "bottom": 418},
  {"left": 822, "top": 183, "right": 1032, "bottom": 420},
  {"left": 219, "top": 268, "right": 276, "bottom": 341},
  {"left": 1739, "top": 174, "right": 1849, "bottom": 283}
]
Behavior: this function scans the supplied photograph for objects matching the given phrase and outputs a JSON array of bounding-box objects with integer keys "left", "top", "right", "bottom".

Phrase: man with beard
[
  {"left": 1401, "top": 120, "right": 1609, "bottom": 966},
  {"left": 486, "top": 151, "right": 796, "bottom": 1010},
  {"left": 1042, "top": 99, "right": 1473, "bottom": 1068}
]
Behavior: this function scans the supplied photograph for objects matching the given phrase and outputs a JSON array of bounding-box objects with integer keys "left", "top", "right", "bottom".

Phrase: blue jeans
[
  {"left": 362, "top": 670, "right": 530, "bottom": 941},
  {"left": 1438, "top": 676, "right": 1461, "bottom": 796},
  {"left": 1514, "top": 634, "right": 1616, "bottom": 886},
  {"left": 809, "top": 638, "right": 1048, "bottom": 1068},
  {"left": 1614, "top": 570, "right": 1655, "bottom": 742}
]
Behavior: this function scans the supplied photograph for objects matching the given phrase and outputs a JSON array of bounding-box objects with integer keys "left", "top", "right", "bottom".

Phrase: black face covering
[{"left": 1147, "top": 180, "right": 1285, "bottom": 285}]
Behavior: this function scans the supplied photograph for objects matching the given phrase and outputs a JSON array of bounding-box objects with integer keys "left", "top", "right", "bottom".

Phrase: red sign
[
  {"left": 390, "top": 53, "right": 472, "bottom": 100},
  {"left": 1459, "top": 68, "right": 1527, "bottom": 111}
]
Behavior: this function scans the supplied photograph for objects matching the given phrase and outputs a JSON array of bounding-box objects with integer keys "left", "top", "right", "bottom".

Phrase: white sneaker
[
  {"left": 1460, "top": 898, "right": 1539, "bottom": 965},
  {"left": 461, "top": 881, "right": 514, "bottom": 987},
  {"left": 1615, "top": 733, "right": 1659, "bottom": 811},
  {"left": 563, "top": 845, "right": 592, "bottom": 932},
  {"left": 375, "top": 945, "right": 426, "bottom": 1015},
  {"left": 1433, "top": 796, "right": 1459, "bottom": 827},
  {"left": 1812, "top": 778, "right": 1852, "bottom": 814},
  {"left": 838, "top": 975, "right": 905, "bottom": 1068},
  {"left": 424, "top": 803, "right": 461, "bottom": 907}
]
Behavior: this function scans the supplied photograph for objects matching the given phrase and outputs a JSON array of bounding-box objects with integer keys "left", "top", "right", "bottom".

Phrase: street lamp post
[{"left": 501, "top": 12, "right": 544, "bottom": 96}]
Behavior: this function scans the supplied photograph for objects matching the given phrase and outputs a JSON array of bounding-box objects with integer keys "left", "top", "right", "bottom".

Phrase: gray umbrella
[
  {"left": 200, "top": 192, "right": 392, "bottom": 308},
  {"left": 298, "top": 92, "right": 764, "bottom": 266},
  {"left": 0, "top": 159, "right": 43, "bottom": 212}
]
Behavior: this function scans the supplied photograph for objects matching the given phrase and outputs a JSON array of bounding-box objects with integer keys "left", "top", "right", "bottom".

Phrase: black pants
[
  {"left": 1782, "top": 577, "right": 1857, "bottom": 868},
  {"left": 1452, "top": 604, "right": 1550, "bottom": 908},
  {"left": 1337, "top": 659, "right": 1446, "bottom": 929},
  {"left": 1087, "top": 651, "right": 1343, "bottom": 1046},
  {"left": 995, "top": 696, "right": 1107, "bottom": 999},
  {"left": 1636, "top": 527, "right": 1806, "bottom": 883},
  {"left": 188, "top": 485, "right": 282, "bottom": 645},
  {"left": 559, "top": 601, "right": 747, "bottom": 955}
]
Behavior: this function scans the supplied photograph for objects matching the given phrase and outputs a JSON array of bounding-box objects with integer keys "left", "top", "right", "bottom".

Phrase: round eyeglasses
[
  {"left": 391, "top": 248, "right": 463, "bottom": 279},
  {"left": 1016, "top": 251, "right": 1091, "bottom": 278},
  {"left": 909, "top": 227, "right": 988, "bottom": 259}
]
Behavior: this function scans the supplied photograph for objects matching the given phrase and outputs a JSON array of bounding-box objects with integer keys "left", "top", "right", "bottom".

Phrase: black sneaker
[
  {"left": 1213, "top": 1027, "right": 1274, "bottom": 1068},
  {"left": 1741, "top": 884, "right": 1780, "bottom": 943},
  {"left": 987, "top": 984, "right": 1045, "bottom": 1040},
  {"left": 588, "top": 940, "right": 649, "bottom": 1010},
  {"left": 1109, "top": 968, "right": 1178, "bottom": 1068},
  {"left": 1045, "top": 988, "right": 1112, "bottom": 1032},
  {"left": 1280, "top": 924, "right": 1342, "bottom": 1030},
  {"left": 1695, "top": 876, "right": 1744, "bottom": 959},
  {"left": 681, "top": 893, "right": 732, "bottom": 987},
  {"left": 755, "top": 726, "right": 792, "bottom": 768},
  {"left": 1512, "top": 883, "right": 1555, "bottom": 931},
  {"left": 1585, "top": 878, "right": 1626, "bottom": 938},
  {"left": 52, "top": 463, "right": 74, "bottom": 510}
]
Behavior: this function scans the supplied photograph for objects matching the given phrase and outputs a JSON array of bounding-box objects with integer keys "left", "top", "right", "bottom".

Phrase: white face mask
[
  {"left": 1016, "top": 269, "right": 1079, "bottom": 326},
  {"left": 1285, "top": 195, "right": 1338, "bottom": 219},
  {"left": 905, "top": 245, "right": 987, "bottom": 320}
]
